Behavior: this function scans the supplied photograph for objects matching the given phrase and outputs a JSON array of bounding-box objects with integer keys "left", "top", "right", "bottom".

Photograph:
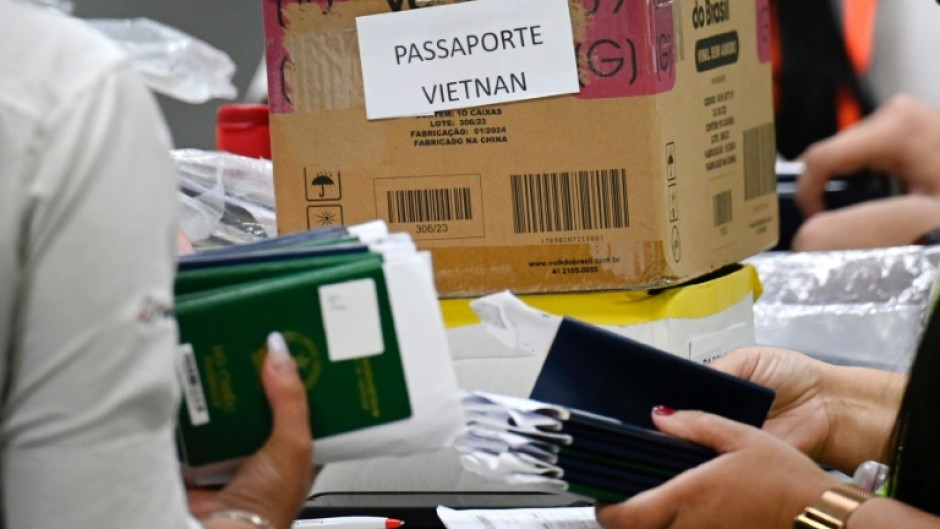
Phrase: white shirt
[{"left": 0, "top": 2, "right": 199, "bottom": 527}]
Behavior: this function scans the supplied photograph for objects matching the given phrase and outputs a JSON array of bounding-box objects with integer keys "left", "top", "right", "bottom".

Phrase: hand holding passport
[
  {"left": 173, "top": 222, "right": 463, "bottom": 484},
  {"left": 457, "top": 317, "right": 775, "bottom": 502}
]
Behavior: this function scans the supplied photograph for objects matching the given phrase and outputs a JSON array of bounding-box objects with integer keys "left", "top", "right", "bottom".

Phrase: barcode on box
[
  {"left": 743, "top": 123, "right": 776, "bottom": 200},
  {"left": 713, "top": 190, "right": 732, "bottom": 226},
  {"left": 510, "top": 169, "right": 629, "bottom": 234},
  {"left": 386, "top": 187, "right": 472, "bottom": 223}
]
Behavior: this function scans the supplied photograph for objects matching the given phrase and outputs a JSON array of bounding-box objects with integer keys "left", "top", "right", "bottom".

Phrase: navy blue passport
[
  {"left": 562, "top": 410, "right": 715, "bottom": 470},
  {"left": 177, "top": 240, "right": 368, "bottom": 272},
  {"left": 187, "top": 226, "right": 350, "bottom": 258},
  {"left": 530, "top": 318, "right": 775, "bottom": 430},
  {"left": 523, "top": 318, "right": 774, "bottom": 501}
]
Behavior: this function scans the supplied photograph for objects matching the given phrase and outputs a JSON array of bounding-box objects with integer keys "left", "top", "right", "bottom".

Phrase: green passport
[
  {"left": 174, "top": 252, "right": 374, "bottom": 297},
  {"left": 174, "top": 257, "right": 412, "bottom": 469}
]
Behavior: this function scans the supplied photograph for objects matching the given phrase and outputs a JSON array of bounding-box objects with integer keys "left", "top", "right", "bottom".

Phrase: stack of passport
[
  {"left": 457, "top": 318, "right": 776, "bottom": 502},
  {"left": 173, "top": 222, "right": 463, "bottom": 484}
]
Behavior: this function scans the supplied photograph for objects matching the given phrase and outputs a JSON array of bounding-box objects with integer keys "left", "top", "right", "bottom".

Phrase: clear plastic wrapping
[
  {"left": 172, "top": 149, "right": 276, "bottom": 250},
  {"left": 86, "top": 17, "right": 237, "bottom": 104},
  {"left": 23, "top": 6, "right": 238, "bottom": 102},
  {"left": 746, "top": 246, "right": 940, "bottom": 372},
  {"left": 23, "top": 0, "right": 73, "bottom": 12}
]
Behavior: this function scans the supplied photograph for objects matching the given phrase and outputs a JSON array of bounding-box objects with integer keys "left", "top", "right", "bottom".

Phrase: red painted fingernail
[{"left": 653, "top": 405, "right": 676, "bottom": 416}]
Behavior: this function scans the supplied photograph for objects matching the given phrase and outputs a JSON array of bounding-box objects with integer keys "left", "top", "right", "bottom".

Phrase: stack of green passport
[{"left": 173, "top": 222, "right": 462, "bottom": 484}]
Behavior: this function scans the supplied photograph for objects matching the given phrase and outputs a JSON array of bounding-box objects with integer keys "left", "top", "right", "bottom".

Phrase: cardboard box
[
  {"left": 441, "top": 262, "right": 761, "bottom": 396},
  {"left": 262, "top": 0, "right": 779, "bottom": 297}
]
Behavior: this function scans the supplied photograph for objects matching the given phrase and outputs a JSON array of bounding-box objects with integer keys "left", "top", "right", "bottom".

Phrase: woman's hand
[
  {"left": 711, "top": 347, "right": 905, "bottom": 473},
  {"left": 709, "top": 347, "right": 833, "bottom": 461},
  {"left": 188, "top": 332, "right": 315, "bottom": 529},
  {"left": 595, "top": 407, "right": 838, "bottom": 529},
  {"left": 796, "top": 95, "right": 940, "bottom": 217}
]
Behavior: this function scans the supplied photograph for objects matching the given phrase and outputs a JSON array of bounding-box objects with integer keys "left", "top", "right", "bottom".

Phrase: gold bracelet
[
  {"left": 794, "top": 482, "right": 875, "bottom": 529},
  {"left": 202, "top": 509, "right": 275, "bottom": 529}
]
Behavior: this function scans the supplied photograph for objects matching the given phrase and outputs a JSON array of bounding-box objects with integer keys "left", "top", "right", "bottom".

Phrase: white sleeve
[{"left": 2, "top": 60, "right": 201, "bottom": 529}]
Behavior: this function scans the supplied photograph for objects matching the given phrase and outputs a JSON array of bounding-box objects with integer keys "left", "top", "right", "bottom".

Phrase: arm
[
  {"left": 850, "top": 498, "right": 940, "bottom": 529},
  {"left": 594, "top": 410, "right": 940, "bottom": 529},
  {"left": 791, "top": 194, "right": 940, "bottom": 251},
  {"left": 2, "top": 14, "right": 311, "bottom": 529},
  {"left": 711, "top": 347, "right": 905, "bottom": 473},
  {"left": 4, "top": 43, "right": 198, "bottom": 528},
  {"left": 818, "top": 360, "right": 906, "bottom": 471},
  {"left": 192, "top": 334, "right": 314, "bottom": 529},
  {"left": 796, "top": 95, "right": 940, "bottom": 217}
]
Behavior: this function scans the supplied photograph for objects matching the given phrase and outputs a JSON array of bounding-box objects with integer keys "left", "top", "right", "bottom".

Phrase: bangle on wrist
[
  {"left": 852, "top": 460, "right": 890, "bottom": 493},
  {"left": 794, "top": 482, "right": 875, "bottom": 529},
  {"left": 202, "top": 509, "right": 275, "bottom": 529}
]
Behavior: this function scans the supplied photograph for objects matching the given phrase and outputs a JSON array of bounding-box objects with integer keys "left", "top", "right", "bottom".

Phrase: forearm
[
  {"left": 820, "top": 364, "right": 907, "bottom": 472},
  {"left": 792, "top": 195, "right": 940, "bottom": 251},
  {"left": 849, "top": 496, "right": 940, "bottom": 529}
]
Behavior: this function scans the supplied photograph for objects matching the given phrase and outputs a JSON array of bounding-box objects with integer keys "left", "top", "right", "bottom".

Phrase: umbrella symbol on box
[{"left": 312, "top": 172, "right": 335, "bottom": 197}]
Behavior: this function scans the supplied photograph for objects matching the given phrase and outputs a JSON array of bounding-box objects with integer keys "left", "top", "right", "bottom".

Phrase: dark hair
[
  {"left": 773, "top": 0, "right": 876, "bottom": 159},
  {"left": 888, "top": 302, "right": 940, "bottom": 512}
]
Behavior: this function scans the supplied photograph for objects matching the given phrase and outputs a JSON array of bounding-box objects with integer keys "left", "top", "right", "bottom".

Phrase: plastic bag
[
  {"left": 746, "top": 246, "right": 940, "bottom": 372},
  {"left": 86, "top": 18, "right": 237, "bottom": 104},
  {"left": 173, "top": 149, "right": 277, "bottom": 249},
  {"left": 22, "top": 0, "right": 73, "bottom": 12}
]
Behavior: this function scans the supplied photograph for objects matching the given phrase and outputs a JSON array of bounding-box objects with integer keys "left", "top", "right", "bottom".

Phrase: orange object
[
  {"left": 843, "top": 0, "right": 878, "bottom": 75},
  {"left": 769, "top": 0, "right": 877, "bottom": 131},
  {"left": 837, "top": 0, "right": 877, "bottom": 130},
  {"left": 216, "top": 103, "right": 272, "bottom": 159}
]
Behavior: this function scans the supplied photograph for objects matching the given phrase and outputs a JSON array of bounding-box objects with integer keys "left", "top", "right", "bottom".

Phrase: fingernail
[
  {"left": 652, "top": 405, "right": 676, "bottom": 416},
  {"left": 266, "top": 331, "right": 294, "bottom": 369}
]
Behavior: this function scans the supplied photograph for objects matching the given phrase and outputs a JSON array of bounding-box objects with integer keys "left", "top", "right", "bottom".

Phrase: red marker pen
[{"left": 293, "top": 517, "right": 405, "bottom": 529}]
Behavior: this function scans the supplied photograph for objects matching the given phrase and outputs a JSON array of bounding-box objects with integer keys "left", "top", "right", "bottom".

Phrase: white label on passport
[
  {"left": 356, "top": 0, "right": 579, "bottom": 120},
  {"left": 176, "top": 343, "right": 210, "bottom": 426},
  {"left": 319, "top": 278, "right": 384, "bottom": 361}
]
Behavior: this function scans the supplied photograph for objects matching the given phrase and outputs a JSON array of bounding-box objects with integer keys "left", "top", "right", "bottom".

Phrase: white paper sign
[
  {"left": 688, "top": 321, "right": 751, "bottom": 364},
  {"left": 356, "top": 0, "right": 580, "bottom": 120}
]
